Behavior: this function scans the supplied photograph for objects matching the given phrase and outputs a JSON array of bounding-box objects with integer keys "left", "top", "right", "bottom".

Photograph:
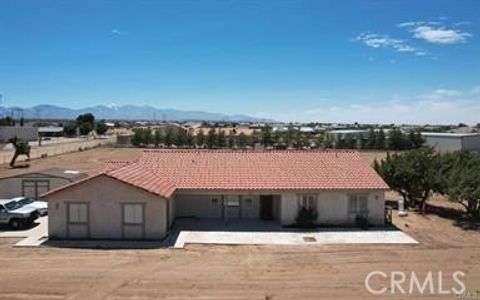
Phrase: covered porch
[{"left": 170, "top": 193, "right": 283, "bottom": 226}]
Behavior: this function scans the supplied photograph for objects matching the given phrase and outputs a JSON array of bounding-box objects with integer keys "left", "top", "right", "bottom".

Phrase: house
[
  {"left": 421, "top": 132, "right": 480, "bottom": 152},
  {"left": 0, "top": 168, "right": 87, "bottom": 199},
  {"left": 42, "top": 150, "right": 389, "bottom": 240}
]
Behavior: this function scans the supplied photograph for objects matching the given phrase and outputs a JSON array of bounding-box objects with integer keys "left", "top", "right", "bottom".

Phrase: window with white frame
[
  {"left": 297, "top": 194, "right": 317, "bottom": 211},
  {"left": 348, "top": 194, "right": 369, "bottom": 215},
  {"left": 123, "top": 204, "right": 144, "bottom": 225},
  {"left": 68, "top": 203, "right": 88, "bottom": 224}
]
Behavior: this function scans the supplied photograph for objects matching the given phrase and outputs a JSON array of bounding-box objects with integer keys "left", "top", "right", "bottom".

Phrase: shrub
[
  {"left": 355, "top": 215, "right": 369, "bottom": 230},
  {"left": 295, "top": 207, "right": 318, "bottom": 228}
]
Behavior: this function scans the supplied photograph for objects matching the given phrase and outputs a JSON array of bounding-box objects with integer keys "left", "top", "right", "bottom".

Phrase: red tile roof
[{"left": 43, "top": 150, "right": 388, "bottom": 199}]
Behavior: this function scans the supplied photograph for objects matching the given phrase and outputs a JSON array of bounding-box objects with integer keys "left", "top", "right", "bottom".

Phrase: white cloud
[
  {"left": 111, "top": 29, "right": 128, "bottom": 36},
  {"left": 399, "top": 21, "right": 472, "bottom": 44},
  {"left": 256, "top": 87, "right": 480, "bottom": 125},
  {"left": 354, "top": 32, "right": 426, "bottom": 56}
]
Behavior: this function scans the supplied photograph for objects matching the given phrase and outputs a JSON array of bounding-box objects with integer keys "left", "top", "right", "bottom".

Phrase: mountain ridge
[{"left": 0, "top": 104, "right": 272, "bottom": 122}]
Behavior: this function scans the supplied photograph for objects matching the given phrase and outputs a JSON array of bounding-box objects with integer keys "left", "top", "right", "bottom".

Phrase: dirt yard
[
  {"left": 0, "top": 207, "right": 478, "bottom": 299},
  {"left": 0, "top": 147, "right": 479, "bottom": 299}
]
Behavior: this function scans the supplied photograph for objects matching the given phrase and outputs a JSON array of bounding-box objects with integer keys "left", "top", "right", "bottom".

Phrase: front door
[{"left": 260, "top": 195, "right": 274, "bottom": 220}]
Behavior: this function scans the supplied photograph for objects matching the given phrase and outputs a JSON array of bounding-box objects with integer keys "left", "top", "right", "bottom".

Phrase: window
[
  {"left": 68, "top": 203, "right": 88, "bottom": 224},
  {"left": 348, "top": 194, "right": 369, "bottom": 215},
  {"left": 297, "top": 194, "right": 317, "bottom": 210},
  {"left": 226, "top": 196, "right": 240, "bottom": 207},
  {"left": 123, "top": 204, "right": 144, "bottom": 225}
]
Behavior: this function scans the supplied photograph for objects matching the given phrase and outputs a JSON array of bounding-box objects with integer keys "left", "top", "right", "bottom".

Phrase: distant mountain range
[{"left": 0, "top": 104, "right": 272, "bottom": 122}]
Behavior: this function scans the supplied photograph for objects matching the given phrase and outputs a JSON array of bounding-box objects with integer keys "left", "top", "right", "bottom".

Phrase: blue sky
[{"left": 0, "top": 0, "right": 479, "bottom": 124}]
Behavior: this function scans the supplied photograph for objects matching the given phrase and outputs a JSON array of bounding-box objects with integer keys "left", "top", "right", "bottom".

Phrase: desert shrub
[
  {"left": 355, "top": 215, "right": 369, "bottom": 229},
  {"left": 295, "top": 207, "right": 318, "bottom": 228}
]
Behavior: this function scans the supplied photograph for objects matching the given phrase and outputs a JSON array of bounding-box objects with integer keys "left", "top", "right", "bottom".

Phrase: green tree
[
  {"left": 131, "top": 129, "right": 143, "bottom": 147},
  {"left": 217, "top": 130, "right": 227, "bottom": 148},
  {"left": 95, "top": 122, "right": 108, "bottom": 135},
  {"left": 374, "top": 148, "right": 441, "bottom": 210},
  {"left": 407, "top": 130, "right": 424, "bottom": 149},
  {"left": 365, "top": 128, "right": 376, "bottom": 149},
  {"left": 153, "top": 130, "right": 163, "bottom": 147},
  {"left": 186, "top": 131, "right": 194, "bottom": 148},
  {"left": 196, "top": 130, "right": 205, "bottom": 147},
  {"left": 261, "top": 124, "right": 273, "bottom": 146},
  {"left": 8, "top": 137, "right": 31, "bottom": 168},
  {"left": 388, "top": 128, "right": 406, "bottom": 150},
  {"left": 207, "top": 128, "right": 217, "bottom": 149},
  {"left": 375, "top": 129, "right": 386, "bottom": 150},
  {"left": 76, "top": 113, "right": 95, "bottom": 125},
  {"left": 227, "top": 132, "right": 236, "bottom": 148},
  {"left": 237, "top": 132, "right": 248, "bottom": 148},
  {"left": 79, "top": 122, "right": 94, "bottom": 135},
  {"left": 175, "top": 129, "right": 187, "bottom": 147},
  {"left": 441, "top": 152, "right": 480, "bottom": 218},
  {"left": 164, "top": 128, "right": 174, "bottom": 147},
  {"left": 63, "top": 123, "right": 77, "bottom": 137}
]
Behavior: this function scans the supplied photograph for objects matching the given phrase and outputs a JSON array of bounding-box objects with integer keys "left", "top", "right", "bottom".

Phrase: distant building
[
  {"left": 326, "top": 129, "right": 369, "bottom": 148},
  {"left": 0, "top": 126, "right": 38, "bottom": 143},
  {"left": 421, "top": 132, "right": 480, "bottom": 152},
  {"left": 0, "top": 168, "right": 87, "bottom": 199},
  {"left": 38, "top": 126, "right": 64, "bottom": 137}
]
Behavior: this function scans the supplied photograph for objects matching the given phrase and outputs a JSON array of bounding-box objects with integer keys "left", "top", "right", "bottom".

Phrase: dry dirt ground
[{"left": 0, "top": 147, "right": 479, "bottom": 299}]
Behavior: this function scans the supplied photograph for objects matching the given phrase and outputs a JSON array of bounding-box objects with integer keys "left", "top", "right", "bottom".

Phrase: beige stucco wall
[
  {"left": 45, "top": 175, "right": 168, "bottom": 240},
  {"left": 280, "top": 190, "right": 385, "bottom": 226},
  {"left": 0, "top": 176, "right": 71, "bottom": 198}
]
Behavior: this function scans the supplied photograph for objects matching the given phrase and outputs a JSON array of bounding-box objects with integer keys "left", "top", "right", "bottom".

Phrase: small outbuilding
[
  {"left": 0, "top": 168, "right": 87, "bottom": 199},
  {"left": 421, "top": 132, "right": 480, "bottom": 152}
]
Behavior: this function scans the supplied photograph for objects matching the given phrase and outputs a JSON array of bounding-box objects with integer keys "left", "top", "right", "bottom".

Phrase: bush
[
  {"left": 355, "top": 215, "right": 369, "bottom": 230},
  {"left": 295, "top": 207, "right": 318, "bottom": 228}
]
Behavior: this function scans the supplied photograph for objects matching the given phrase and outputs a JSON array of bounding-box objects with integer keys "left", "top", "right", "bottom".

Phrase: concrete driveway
[{"left": 0, "top": 216, "right": 48, "bottom": 247}]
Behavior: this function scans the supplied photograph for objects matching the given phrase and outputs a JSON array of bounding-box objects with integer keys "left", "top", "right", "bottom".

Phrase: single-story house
[
  {"left": 42, "top": 150, "right": 389, "bottom": 240},
  {"left": 0, "top": 168, "right": 87, "bottom": 199},
  {"left": 421, "top": 132, "right": 480, "bottom": 152}
]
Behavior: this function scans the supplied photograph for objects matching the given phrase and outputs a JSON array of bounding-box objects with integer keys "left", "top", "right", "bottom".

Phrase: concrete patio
[{"left": 171, "top": 217, "right": 419, "bottom": 248}]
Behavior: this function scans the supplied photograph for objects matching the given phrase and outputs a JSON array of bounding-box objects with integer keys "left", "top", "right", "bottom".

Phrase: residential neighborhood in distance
[{"left": 0, "top": 0, "right": 479, "bottom": 299}]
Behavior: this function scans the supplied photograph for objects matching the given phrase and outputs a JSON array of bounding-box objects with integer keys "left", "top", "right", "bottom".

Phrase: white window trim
[
  {"left": 122, "top": 203, "right": 145, "bottom": 225},
  {"left": 348, "top": 194, "right": 369, "bottom": 215},
  {"left": 297, "top": 194, "right": 318, "bottom": 211},
  {"left": 67, "top": 202, "right": 89, "bottom": 224}
]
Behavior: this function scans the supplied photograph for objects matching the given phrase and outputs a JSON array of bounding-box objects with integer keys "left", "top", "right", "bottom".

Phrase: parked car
[
  {"left": 12, "top": 197, "right": 48, "bottom": 216},
  {"left": 0, "top": 200, "right": 39, "bottom": 229}
]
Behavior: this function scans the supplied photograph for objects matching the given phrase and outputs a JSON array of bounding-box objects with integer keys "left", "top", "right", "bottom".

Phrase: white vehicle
[
  {"left": 12, "top": 197, "right": 48, "bottom": 216},
  {"left": 0, "top": 200, "right": 39, "bottom": 229}
]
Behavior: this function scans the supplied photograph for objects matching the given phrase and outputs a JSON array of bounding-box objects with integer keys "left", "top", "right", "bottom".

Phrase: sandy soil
[
  {"left": 0, "top": 147, "right": 478, "bottom": 299},
  {"left": 0, "top": 209, "right": 478, "bottom": 299}
]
